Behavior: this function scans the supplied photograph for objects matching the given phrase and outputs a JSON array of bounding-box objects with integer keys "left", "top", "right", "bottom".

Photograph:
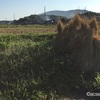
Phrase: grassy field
[
  {"left": 0, "top": 25, "right": 56, "bottom": 34},
  {"left": 0, "top": 32, "right": 56, "bottom": 99},
  {"left": 0, "top": 25, "right": 100, "bottom": 100}
]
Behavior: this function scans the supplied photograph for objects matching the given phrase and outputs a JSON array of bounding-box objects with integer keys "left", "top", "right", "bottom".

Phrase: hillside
[
  {"left": 81, "top": 12, "right": 100, "bottom": 22},
  {"left": 40, "top": 9, "right": 88, "bottom": 18},
  {"left": 8, "top": 9, "right": 100, "bottom": 25}
]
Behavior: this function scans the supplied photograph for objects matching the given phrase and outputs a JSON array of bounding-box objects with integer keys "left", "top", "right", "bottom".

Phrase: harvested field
[{"left": 0, "top": 25, "right": 56, "bottom": 34}]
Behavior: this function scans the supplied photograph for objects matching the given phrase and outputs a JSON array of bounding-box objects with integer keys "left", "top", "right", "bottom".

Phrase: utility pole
[
  {"left": 44, "top": 6, "right": 46, "bottom": 20},
  {"left": 85, "top": 6, "right": 86, "bottom": 11},
  {"left": 13, "top": 13, "right": 15, "bottom": 20},
  {"left": 78, "top": 6, "right": 80, "bottom": 14}
]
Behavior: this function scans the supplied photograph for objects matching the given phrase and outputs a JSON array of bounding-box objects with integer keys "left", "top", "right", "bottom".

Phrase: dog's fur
[{"left": 56, "top": 14, "right": 100, "bottom": 71}]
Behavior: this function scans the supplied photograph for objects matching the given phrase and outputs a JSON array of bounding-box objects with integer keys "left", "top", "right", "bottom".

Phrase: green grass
[
  {"left": 0, "top": 32, "right": 59, "bottom": 99},
  {"left": 0, "top": 32, "right": 100, "bottom": 100}
]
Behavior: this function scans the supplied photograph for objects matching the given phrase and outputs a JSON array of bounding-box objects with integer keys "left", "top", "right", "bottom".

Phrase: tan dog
[{"left": 56, "top": 14, "right": 100, "bottom": 71}]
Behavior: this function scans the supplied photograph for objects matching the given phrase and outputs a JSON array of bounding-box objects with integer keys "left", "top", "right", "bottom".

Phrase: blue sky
[{"left": 0, "top": 0, "right": 100, "bottom": 20}]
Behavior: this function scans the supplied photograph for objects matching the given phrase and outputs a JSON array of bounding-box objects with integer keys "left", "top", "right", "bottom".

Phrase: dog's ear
[
  {"left": 57, "top": 19, "right": 63, "bottom": 34},
  {"left": 90, "top": 17, "right": 98, "bottom": 36},
  {"left": 72, "top": 14, "right": 82, "bottom": 30}
]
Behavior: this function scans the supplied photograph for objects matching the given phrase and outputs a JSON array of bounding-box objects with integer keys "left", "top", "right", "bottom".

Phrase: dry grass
[
  {"left": 56, "top": 14, "right": 100, "bottom": 71},
  {"left": 0, "top": 25, "right": 56, "bottom": 34}
]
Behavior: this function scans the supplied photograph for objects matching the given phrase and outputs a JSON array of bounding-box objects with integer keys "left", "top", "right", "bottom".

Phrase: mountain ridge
[
  {"left": 9, "top": 9, "right": 100, "bottom": 25},
  {"left": 40, "top": 9, "right": 89, "bottom": 18}
]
